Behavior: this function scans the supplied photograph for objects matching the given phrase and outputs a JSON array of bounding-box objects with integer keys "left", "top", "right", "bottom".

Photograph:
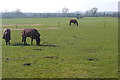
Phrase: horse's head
[{"left": 36, "top": 38, "right": 40, "bottom": 45}]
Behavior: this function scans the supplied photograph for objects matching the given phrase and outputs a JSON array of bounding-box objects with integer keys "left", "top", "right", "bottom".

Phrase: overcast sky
[{"left": 0, "top": 0, "right": 119, "bottom": 13}]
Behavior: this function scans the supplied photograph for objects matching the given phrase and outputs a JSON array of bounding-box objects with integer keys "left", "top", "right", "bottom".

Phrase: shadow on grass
[
  {"left": 39, "top": 44, "right": 60, "bottom": 47},
  {"left": 12, "top": 43, "right": 60, "bottom": 47},
  {"left": 12, "top": 43, "right": 30, "bottom": 46}
]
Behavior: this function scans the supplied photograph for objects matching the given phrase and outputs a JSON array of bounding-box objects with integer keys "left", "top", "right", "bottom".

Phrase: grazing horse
[
  {"left": 76, "top": 16, "right": 83, "bottom": 19},
  {"left": 69, "top": 19, "right": 78, "bottom": 26},
  {"left": 3, "top": 29, "right": 11, "bottom": 45},
  {"left": 21, "top": 28, "right": 41, "bottom": 45},
  {"left": 80, "top": 16, "right": 83, "bottom": 18}
]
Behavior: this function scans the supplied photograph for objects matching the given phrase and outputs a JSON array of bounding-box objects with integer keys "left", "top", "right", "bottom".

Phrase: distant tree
[
  {"left": 62, "top": 7, "right": 69, "bottom": 14},
  {"left": 14, "top": 8, "right": 21, "bottom": 13},
  {"left": 11, "top": 8, "right": 25, "bottom": 18},
  {"left": 62, "top": 7, "right": 69, "bottom": 17},
  {"left": 84, "top": 10, "right": 91, "bottom": 17},
  {"left": 4, "top": 9, "right": 9, "bottom": 13},
  {"left": 90, "top": 7, "right": 98, "bottom": 17}
]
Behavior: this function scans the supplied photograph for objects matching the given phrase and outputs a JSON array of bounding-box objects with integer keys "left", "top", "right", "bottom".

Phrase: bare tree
[
  {"left": 90, "top": 7, "right": 98, "bottom": 16},
  {"left": 14, "top": 8, "right": 21, "bottom": 14},
  {"left": 62, "top": 7, "right": 69, "bottom": 17},
  {"left": 62, "top": 7, "right": 69, "bottom": 13}
]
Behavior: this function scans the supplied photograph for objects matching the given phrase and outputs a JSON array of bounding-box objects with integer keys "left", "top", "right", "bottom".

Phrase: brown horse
[
  {"left": 21, "top": 28, "right": 41, "bottom": 45},
  {"left": 3, "top": 29, "right": 11, "bottom": 45},
  {"left": 69, "top": 19, "right": 78, "bottom": 26}
]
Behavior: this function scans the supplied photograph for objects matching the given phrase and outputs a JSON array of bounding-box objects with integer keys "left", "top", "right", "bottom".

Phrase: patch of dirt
[
  {"left": 5, "top": 58, "right": 11, "bottom": 62},
  {"left": 23, "top": 63, "right": 31, "bottom": 66},
  {"left": 33, "top": 49, "right": 42, "bottom": 51},
  {"left": 1, "top": 24, "right": 43, "bottom": 27},
  {"left": 45, "top": 56, "right": 58, "bottom": 59},
  {"left": 0, "top": 27, "right": 61, "bottom": 31},
  {"left": 87, "top": 58, "right": 99, "bottom": 61},
  {"left": 1, "top": 24, "right": 61, "bottom": 30},
  {"left": 1, "top": 23, "right": 60, "bottom": 27}
]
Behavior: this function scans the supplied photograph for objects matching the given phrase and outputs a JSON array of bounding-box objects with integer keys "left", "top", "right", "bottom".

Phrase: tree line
[{"left": 1, "top": 8, "right": 118, "bottom": 18}]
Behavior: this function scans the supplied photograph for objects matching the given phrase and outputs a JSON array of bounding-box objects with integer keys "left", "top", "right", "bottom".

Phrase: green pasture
[{"left": 2, "top": 17, "right": 118, "bottom": 78}]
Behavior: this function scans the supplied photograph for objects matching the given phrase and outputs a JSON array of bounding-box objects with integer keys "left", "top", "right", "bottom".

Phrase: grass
[
  {"left": 2, "top": 18, "right": 69, "bottom": 29},
  {"left": 2, "top": 17, "right": 118, "bottom": 78}
]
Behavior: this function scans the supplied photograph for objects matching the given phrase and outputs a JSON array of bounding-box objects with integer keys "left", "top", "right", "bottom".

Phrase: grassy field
[{"left": 2, "top": 17, "right": 118, "bottom": 78}]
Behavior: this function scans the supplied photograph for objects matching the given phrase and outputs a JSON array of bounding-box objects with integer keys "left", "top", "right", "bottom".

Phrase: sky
[{"left": 0, "top": 0, "right": 119, "bottom": 13}]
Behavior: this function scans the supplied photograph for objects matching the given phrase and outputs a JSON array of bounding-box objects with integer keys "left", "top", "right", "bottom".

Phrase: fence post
[
  {"left": 58, "top": 22, "right": 60, "bottom": 27},
  {"left": 16, "top": 24, "right": 17, "bottom": 28}
]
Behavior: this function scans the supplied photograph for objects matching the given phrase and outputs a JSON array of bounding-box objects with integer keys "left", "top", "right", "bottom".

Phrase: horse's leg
[
  {"left": 31, "top": 38, "right": 33, "bottom": 45},
  {"left": 22, "top": 36, "right": 24, "bottom": 42},
  {"left": 24, "top": 38, "right": 27, "bottom": 45},
  {"left": 8, "top": 40, "right": 10, "bottom": 45},
  {"left": 5, "top": 40, "right": 8, "bottom": 45},
  {"left": 22, "top": 36, "right": 27, "bottom": 45},
  {"left": 74, "top": 23, "right": 76, "bottom": 26},
  {"left": 73, "top": 22, "right": 75, "bottom": 26},
  {"left": 69, "top": 22, "right": 71, "bottom": 26},
  {"left": 77, "top": 22, "right": 78, "bottom": 26}
]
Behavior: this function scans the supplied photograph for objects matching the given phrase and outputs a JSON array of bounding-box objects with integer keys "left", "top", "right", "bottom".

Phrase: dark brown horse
[
  {"left": 69, "top": 19, "right": 78, "bottom": 26},
  {"left": 21, "top": 28, "right": 41, "bottom": 45},
  {"left": 3, "top": 29, "right": 11, "bottom": 45}
]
